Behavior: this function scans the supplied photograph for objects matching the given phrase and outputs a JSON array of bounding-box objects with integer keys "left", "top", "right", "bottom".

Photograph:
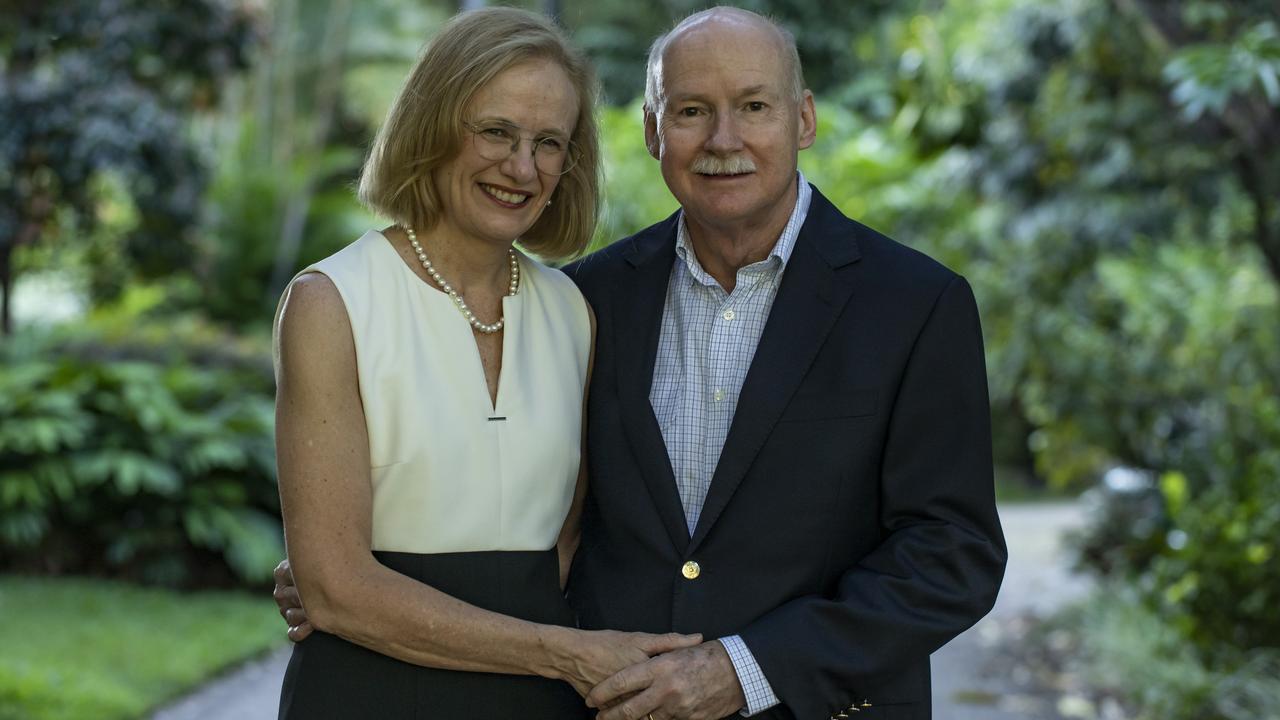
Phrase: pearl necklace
[{"left": 406, "top": 226, "right": 519, "bottom": 334}]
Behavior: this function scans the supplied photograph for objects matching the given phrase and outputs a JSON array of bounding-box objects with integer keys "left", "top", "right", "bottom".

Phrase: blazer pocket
[{"left": 780, "top": 388, "right": 878, "bottom": 423}]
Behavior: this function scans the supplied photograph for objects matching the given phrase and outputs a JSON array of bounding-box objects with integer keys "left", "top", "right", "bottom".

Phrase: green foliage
[
  {"left": 590, "top": 101, "right": 678, "bottom": 251},
  {"left": 1068, "top": 474, "right": 1169, "bottom": 577},
  {"left": 0, "top": 302, "right": 281, "bottom": 587},
  {"left": 198, "top": 111, "right": 368, "bottom": 327},
  {"left": 1148, "top": 469, "right": 1280, "bottom": 651},
  {"left": 1045, "top": 585, "right": 1280, "bottom": 720},
  {"left": 1025, "top": 239, "right": 1280, "bottom": 488},
  {"left": 1166, "top": 20, "right": 1280, "bottom": 119},
  {"left": 0, "top": 0, "right": 256, "bottom": 329},
  {"left": 822, "top": 0, "right": 1278, "bottom": 489},
  {"left": 0, "top": 575, "right": 282, "bottom": 720},
  {"left": 560, "top": 0, "right": 896, "bottom": 104}
]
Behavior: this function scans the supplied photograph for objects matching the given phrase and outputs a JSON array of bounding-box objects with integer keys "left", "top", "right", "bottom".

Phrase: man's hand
[
  {"left": 549, "top": 628, "right": 703, "bottom": 699},
  {"left": 587, "top": 641, "right": 747, "bottom": 720},
  {"left": 272, "top": 559, "right": 313, "bottom": 642}
]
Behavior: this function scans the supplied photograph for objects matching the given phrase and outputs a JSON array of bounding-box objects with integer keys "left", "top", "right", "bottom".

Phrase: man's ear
[
  {"left": 797, "top": 89, "right": 817, "bottom": 150},
  {"left": 643, "top": 107, "right": 661, "bottom": 160}
]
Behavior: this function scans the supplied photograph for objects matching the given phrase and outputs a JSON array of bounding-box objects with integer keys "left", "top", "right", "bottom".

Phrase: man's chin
[{"left": 682, "top": 198, "right": 766, "bottom": 229}]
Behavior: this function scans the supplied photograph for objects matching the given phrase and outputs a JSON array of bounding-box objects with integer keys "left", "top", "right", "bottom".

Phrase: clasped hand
[{"left": 586, "top": 641, "right": 747, "bottom": 720}]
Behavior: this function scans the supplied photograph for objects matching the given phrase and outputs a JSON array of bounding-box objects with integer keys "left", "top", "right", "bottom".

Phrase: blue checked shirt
[{"left": 649, "top": 173, "right": 812, "bottom": 716}]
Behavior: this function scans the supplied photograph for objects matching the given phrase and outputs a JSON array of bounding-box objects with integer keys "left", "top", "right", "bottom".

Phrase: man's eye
[
  {"left": 746, "top": 101, "right": 766, "bottom": 112},
  {"left": 678, "top": 107, "right": 701, "bottom": 117}
]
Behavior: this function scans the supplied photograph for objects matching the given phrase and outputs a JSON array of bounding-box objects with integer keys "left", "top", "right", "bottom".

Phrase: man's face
[{"left": 645, "top": 18, "right": 815, "bottom": 237}]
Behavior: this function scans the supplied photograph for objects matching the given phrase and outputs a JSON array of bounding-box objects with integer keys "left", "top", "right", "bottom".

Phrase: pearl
[{"left": 405, "top": 226, "right": 519, "bottom": 334}]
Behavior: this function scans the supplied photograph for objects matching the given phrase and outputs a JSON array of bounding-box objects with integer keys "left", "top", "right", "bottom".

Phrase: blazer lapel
[
  {"left": 612, "top": 215, "right": 691, "bottom": 553},
  {"left": 688, "top": 189, "right": 863, "bottom": 551}
]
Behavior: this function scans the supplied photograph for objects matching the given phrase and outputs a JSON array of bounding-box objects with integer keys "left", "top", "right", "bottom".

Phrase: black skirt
[{"left": 278, "top": 548, "right": 589, "bottom": 719}]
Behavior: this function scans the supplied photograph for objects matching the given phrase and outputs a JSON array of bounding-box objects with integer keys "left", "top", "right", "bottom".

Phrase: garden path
[{"left": 930, "top": 500, "right": 1090, "bottom": 719}]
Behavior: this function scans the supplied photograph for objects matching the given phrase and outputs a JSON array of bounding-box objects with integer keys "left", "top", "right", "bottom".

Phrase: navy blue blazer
[{"left": 563, "top": 186, "right": 1007, "bottom": 720}]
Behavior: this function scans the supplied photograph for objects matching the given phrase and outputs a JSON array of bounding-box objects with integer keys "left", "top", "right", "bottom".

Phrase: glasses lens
[
  {"left": 536, "top": 142, "right": 578, "bottom": 176},
  {"left": 472, "top": 129, "right": 511, "bottom": 162}
]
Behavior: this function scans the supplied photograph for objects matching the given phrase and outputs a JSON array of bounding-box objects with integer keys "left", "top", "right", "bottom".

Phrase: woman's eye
[
  {"left": 538, "top": 138, "right": 565, "bottom": 152},
  {"left": 483, "top": 127, "right": 513, "bottom": 140}
]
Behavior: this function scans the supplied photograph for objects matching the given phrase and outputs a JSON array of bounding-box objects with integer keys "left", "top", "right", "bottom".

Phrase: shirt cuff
[{"left": 718, "top": 635, "right": 781, "bottom": 717}]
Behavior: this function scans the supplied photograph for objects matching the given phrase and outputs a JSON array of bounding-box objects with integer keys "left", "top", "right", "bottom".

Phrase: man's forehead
[
  {"left": 659, "top": 23, "right": 788, "bottom": 94},
  {"left": 661, "top": 74, "right": 782, "bottom": 103}
]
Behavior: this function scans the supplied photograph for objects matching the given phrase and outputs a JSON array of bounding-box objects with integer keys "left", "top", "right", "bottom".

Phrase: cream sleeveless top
[{"left": 293, "top": 230, "right": 590, "bottom": 554}]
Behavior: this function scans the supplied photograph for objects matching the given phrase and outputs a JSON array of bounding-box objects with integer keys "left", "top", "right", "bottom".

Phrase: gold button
[{"left": 681, "top": 560, "right": 701, "bottom": 579}]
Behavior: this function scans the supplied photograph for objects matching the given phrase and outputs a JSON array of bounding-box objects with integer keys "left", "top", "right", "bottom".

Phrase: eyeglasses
[{"left": 463, "top": 120, "right": 579, "bottom": 176}]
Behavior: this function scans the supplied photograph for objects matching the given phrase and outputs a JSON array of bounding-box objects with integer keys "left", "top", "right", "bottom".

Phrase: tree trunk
[
  {"left": 266, "top": 0, "right": 354, "bottom": 301},
  {"left": 1, "top": 219, "right": 44, "bottom": 335}
]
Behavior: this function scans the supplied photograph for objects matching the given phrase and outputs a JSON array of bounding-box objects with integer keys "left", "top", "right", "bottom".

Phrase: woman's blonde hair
[{"left": 357, "top": 7, "right": 599, "bottom": 261}]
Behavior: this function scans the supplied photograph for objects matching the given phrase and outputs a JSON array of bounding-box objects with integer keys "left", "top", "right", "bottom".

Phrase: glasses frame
[{"left": 462, "top": 120, "right": 579, "bottom": 177}]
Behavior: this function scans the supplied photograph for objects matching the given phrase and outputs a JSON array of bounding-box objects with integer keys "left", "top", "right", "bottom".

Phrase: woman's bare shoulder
[{"left": 275, "top": 272, "right": 356, "bottom": 375}]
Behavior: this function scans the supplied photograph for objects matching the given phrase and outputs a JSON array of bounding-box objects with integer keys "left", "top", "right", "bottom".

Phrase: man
[{"left": 277, "top": 7, "right": 1005, "bottom": 719}]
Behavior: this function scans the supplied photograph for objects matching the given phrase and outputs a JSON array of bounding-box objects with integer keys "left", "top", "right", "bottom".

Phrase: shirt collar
[{"left": 674, "top": 171, "right": 812, "bottom": 286}]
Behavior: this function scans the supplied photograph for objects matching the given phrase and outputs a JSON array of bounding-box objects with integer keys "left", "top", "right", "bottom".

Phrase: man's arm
[{"left": 737, "top": 275, "right": 1006, "bottom": 718}]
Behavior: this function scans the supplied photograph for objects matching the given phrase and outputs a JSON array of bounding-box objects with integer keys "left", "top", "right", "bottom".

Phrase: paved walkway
[
  {"left": 151, "top": 501, "right": 1088, "bottom": 720},
  {"left": 930, "top": 501, "right": 1089, "bottom": 720}
]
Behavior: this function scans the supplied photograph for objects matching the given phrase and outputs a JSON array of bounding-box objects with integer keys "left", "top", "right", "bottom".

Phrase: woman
[{"left": 273, "top": 8, "right": 697, "bottom": 718}]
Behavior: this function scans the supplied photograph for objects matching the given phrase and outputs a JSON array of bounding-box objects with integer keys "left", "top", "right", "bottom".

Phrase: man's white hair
[{"left": 643, "top": 6, "right": 806, "bottom": 114}]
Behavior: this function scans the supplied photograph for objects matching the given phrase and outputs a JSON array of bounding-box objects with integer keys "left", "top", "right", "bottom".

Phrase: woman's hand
[{"left": 545, "top": 628, "right": 703, "bottom": 697}]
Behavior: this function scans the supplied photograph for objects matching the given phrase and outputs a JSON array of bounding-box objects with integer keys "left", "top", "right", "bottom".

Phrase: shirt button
[
  {"left": 681, "top": 560, "right": 701, "bottom": 579},
  {"left": 713, "top": 389, "right": 724, "bottom": 402},
  {"left": 722, "top": 309, "right": 736, "bottom": 321}
]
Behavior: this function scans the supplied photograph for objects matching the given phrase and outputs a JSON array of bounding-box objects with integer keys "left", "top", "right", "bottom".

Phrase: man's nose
[{"left": 705, "top": 112, "right": 745, "bottom": 153}]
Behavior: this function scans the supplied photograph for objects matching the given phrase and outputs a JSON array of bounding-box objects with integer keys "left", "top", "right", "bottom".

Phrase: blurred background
[{"left": 1, "top": 0, "right": 1277, "bottom": 718}]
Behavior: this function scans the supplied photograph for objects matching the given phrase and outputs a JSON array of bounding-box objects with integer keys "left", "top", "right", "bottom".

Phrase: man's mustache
[{"left": 690, "top": 154, "right": 756, "bottom": 175}]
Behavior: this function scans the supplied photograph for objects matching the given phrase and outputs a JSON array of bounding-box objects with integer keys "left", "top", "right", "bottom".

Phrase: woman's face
[{"left": 432, "top": 58, "right": 579, "bottom": 248}]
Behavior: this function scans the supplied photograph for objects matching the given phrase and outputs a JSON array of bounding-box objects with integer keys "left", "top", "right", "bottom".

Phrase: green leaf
[
  {"left": 73, "top": 451, "right": 181, "bottom": 496},
  {"left": 1161, "top": 471, "right": 1189, "bottom": 516}
]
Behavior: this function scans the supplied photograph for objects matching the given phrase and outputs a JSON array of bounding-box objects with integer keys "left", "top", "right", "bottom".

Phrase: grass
[{"left": 0, "top": 575, "right": 284, "bottom": 720}]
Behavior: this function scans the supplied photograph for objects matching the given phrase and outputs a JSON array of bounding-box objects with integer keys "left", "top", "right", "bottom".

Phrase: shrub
[
  {"left": 1067, "top": 468, "right": 1168, "bottom": 576},
  {"left": 0, "top": 312, "right": 281, "bottom": 587},
  {"left": 1148, "top": 470, "right": 1280, "bottom": 652},
  {"left": 1044, "top": 585, "right": 1280, "bottom": 720},
  {"left": 1061, "top": 237, "right": 1280, "bottom": 662}
]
